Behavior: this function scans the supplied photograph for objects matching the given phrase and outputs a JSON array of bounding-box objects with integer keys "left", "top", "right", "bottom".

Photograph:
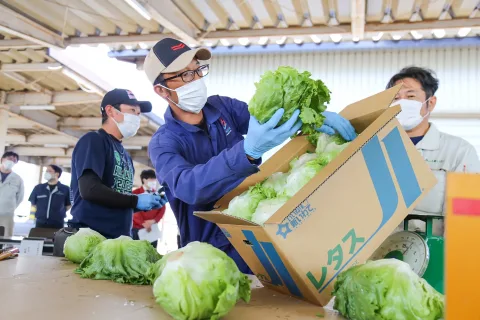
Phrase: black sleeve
[{"left": 78, "top": 169, "right": 138, "bottom": 209}]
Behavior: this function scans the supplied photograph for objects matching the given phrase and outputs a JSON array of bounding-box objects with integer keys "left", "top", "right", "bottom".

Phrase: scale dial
[{"left": 370, "top": 231, "right": 430, "bottom": 277}]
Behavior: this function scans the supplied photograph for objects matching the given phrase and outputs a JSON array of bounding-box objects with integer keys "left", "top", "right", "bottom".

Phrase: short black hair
[
  {"left": 102, "top": 103, "right": 121, "bottom": 124},
  {"left": 49, "top": 164, "right": 63, "bottom": 178},
  {"left": 1, "top": 151, "right": 19, "bottom": 162},
  {"left": 140, "top": 169, "right": 156, "bottom": 182},
  {"left": 153, "top": 74, "right": 165, "bottom": 86},
  {"left": 386, "top": 66, "right": 439, "bottom": 99}
]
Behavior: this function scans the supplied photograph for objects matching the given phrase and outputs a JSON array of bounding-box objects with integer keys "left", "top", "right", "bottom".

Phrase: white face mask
[
  {"left": 146, "top": 180, "right": 158, "bottom": 191},
  {"left": 391, "top": 98, "right": 431, "bottom": 131},
  {"left": 44, "top": 172, "right": 53, "bottom": 181},
  {"left": 163, "top": 78, "right": 208, "bottom": 114},
  {"left": 2, "top": 160, "right": 15, "bottom": 171},
  {"left": 113, "top": 112, "right": 141, "bottom": 139}
]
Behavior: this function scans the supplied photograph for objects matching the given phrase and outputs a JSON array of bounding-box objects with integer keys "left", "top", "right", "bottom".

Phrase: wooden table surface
[{"left": 0, "top": 256, "right": 346, "bottom": 320}]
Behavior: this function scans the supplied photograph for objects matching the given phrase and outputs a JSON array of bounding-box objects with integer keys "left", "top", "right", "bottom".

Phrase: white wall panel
[{"left": 205, "top": 45, "right": 480, "bottom": 155}]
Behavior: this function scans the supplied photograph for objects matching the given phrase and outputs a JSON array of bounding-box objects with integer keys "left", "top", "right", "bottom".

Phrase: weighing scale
[{"left": 370, "top": 214, "right": 444, "bottom": 294}]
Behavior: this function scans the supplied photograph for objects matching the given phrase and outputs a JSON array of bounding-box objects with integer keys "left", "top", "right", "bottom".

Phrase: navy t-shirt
[
  {"left": 410, "top": 136, "right": 425, "bottom": 145},
  {"left": 70, "top": 129, "right": 135, "bottom": 238}
]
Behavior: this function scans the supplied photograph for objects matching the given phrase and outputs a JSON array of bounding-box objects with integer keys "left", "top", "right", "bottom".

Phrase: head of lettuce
[
  {"left": 63, "top": 228, "right": 106, "bottom": 264},
  {"left": 248, "top": 66, "right": 331, "bottom": 136},
  {"left": 149, "top": 242, "right": 251, "bottom": 320},
  {"left": 333, "top": 259, "right": 444, "bottom": 320}
]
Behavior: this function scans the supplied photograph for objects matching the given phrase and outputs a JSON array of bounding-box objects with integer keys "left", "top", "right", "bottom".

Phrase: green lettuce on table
[
  {"left": 63, "top": 227, "right": 106, "bottom": 264},
  {"left": 333, "top": 259, "right": 445, "bottom": 320},
  {"left": 75, "top": 236, "right": 161, "bottom": 285},
  {"left": 149, "top": 242, "right": 251, "bottom": 320}
]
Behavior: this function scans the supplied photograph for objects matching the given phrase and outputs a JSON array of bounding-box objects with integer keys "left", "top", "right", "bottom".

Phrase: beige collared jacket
[{"left": 406, "top": 123, "right": 480, "bottom": 235}]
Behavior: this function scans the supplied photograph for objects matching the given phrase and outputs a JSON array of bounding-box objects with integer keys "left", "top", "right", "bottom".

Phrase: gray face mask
[{"left": 160, "top": 78, "right": 208, "bottom": 114}]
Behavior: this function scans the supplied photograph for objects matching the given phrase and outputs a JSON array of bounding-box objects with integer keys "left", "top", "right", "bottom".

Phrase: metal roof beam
[
  {"left": 6, "top": 134, "right": 77, "bottom": 145},
  {"left": 135, "top": 0, "right": 200, "bottom": 45},
  {"left": 0, "top": 3, "right": 65, "bottom": 48},
  {"left": 351, "top": 0, "right": 366, "bottom": 40},
  {"left": 6, "top": 90, "right": 102, "bottom": 106},
  {"left": 66, "top": 33, "right": 169, "bottom": 46},
  {"left": 0, "top": 39, "right": 43, "bottom": 50},
  {"left": 202, "top": 18, "right": 480, "bottom": 40},
  {"left": 203, "top": 25, "right": 351, "bottom": 40},
  {"left": 8, "top": 146, "right": 71, "bottom": 157},
  {"left": 58, "top": 117, "right": 157, "bottom": 133},
  {"left": 5, "top": 134, "right": 26, "bottom": 144},
  {"left": 1, "top": 72, "right": 47, "bottom": 93},
  {"left": 365, "top": 18, "right": 480, "bottom": 33},
  {"left": 1, "top": 63, "right": 62, "bottom": 72}
]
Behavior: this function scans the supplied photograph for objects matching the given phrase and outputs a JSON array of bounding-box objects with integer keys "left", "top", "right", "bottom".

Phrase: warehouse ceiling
[
  {"left": 0, "top": 47, "right": 158, "bottom": 171},
  {"left": 0, "top": 0, "right": 478, "bottom": 51}
]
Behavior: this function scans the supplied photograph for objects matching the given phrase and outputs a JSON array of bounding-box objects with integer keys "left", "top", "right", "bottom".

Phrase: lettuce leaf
[{"left": 248, "top": 66, "right": 330, "bottom": 136}]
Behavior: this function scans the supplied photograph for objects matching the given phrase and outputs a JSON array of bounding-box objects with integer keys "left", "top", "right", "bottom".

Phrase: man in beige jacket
[
  {"left": 387, "top": 66, "right": 480, "bottom": 235},
  {"left": 0, "top": 152, "right": 24, "bottom": 237}
]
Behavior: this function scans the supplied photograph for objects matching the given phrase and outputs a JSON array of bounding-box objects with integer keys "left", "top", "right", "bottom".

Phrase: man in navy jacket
[
  {"left": 29, "top": 165, "right": 70, "bottom": 229},
  {"left": 145, "top": 38, "right": 356, "bottom": 273}
]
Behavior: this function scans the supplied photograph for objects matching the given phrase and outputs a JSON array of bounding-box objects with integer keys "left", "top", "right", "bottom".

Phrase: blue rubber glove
[
  {"left": 244, "top": 108, "right": 303, "bottom": 159},
  {"left": 316, "top": 111, "right": 356, "bottom": 141},
  {"left": 137, "top": 193, "right": 161, "bottom": 211},
  {"left": 153, "top": 194, "right": 168, "bottom": 209}
]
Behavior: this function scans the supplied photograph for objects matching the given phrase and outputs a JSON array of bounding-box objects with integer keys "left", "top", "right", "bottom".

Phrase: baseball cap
[
  {"left": 100, "top": 89, "right": 152, "bottom": 114},
  {"left": 144, "top": 38, "right": 211, "bottom": 85}
]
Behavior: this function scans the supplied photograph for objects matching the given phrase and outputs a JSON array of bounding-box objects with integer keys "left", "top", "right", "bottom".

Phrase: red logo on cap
[
  {"left": 126, "top": 90, "right": 136, "bottom": 99},
  {"left": 171, "top": 43, "right": 185, "bottom": 51}
]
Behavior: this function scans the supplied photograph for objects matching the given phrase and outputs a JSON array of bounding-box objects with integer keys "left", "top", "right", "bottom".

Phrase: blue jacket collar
[{"left": 164, "top": 102, "right": 221, "bottom": 133}]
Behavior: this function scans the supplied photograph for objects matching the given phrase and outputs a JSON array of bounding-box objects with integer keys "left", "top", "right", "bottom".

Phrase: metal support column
[{"left": 0, "top": 108, "right": 8, "bottom": 156}]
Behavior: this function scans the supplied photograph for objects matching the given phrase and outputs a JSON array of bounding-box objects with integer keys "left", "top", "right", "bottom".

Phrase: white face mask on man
[
  {"left": 391, "top": 98, "right": 431, "bottom": 131},
  {"left": 2, "top": 160, "right": 15, "bottom": 171},
  {"left": 161, "top": 78, "right": 208, "bottom": 114},
  {"left": 113, "top": 112, "right": 141, "bottom": 139}
]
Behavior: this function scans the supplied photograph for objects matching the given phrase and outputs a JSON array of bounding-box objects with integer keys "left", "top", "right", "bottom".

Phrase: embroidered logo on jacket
[{"left": 219, "top": 118, "right": 232, "bottom": 136}]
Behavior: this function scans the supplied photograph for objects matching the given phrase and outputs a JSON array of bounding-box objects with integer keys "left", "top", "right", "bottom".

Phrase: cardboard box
[
  {"left": 195, "top": 85, "right": 437, "bottom": 306},
  {"left": 445, "top": 173, "right": 480, "bottom": 320}
]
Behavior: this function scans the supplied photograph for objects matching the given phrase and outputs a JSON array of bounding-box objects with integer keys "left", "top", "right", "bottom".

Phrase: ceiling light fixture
[
  {"left": 392, "top": 34, "right": 402, "bottom": 41},
  {"left": 432, "top": 29, "right": 446, "bottom": 38},
  {"left": 310, "top": 35, "right": 321, "bottom": 44},
  {"left": 276, "top": 37, "right": 287, "bottom": 45},
  {"left": 20, "top": 105, "right": 56, "bottom": 111},
  {"left": 258, "top": 37, "right": 269, "bottom": 45},
  {"left": 457, "top": 27, "right": 471, "bottom": 37},
  {"left": 220, "top": 39, "right": 230, "bottom": 46},
  {"left": 410, "top": 30, "right": 423, "bottom": 40},
  {"left": 238, "top": 38, "right": 250, "bottom": 46},
  {"left": 330, "top": 34, "right": 342, "bottom": 43},
  {"left": 372, "top": 32, "right": 384, "bottom": 41}
]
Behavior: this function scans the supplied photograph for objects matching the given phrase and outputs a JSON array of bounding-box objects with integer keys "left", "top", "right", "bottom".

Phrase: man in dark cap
[
  {"left": 69, "top": 89, "right": 167, "bottom": 238},
  {"left": 144, "top": 38, "right": 355, "bottom": 273}
]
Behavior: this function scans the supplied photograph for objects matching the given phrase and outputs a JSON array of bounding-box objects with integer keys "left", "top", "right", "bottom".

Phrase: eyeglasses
[{"left": 162, "top": 64, "right": 210, "bottom": 84}]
